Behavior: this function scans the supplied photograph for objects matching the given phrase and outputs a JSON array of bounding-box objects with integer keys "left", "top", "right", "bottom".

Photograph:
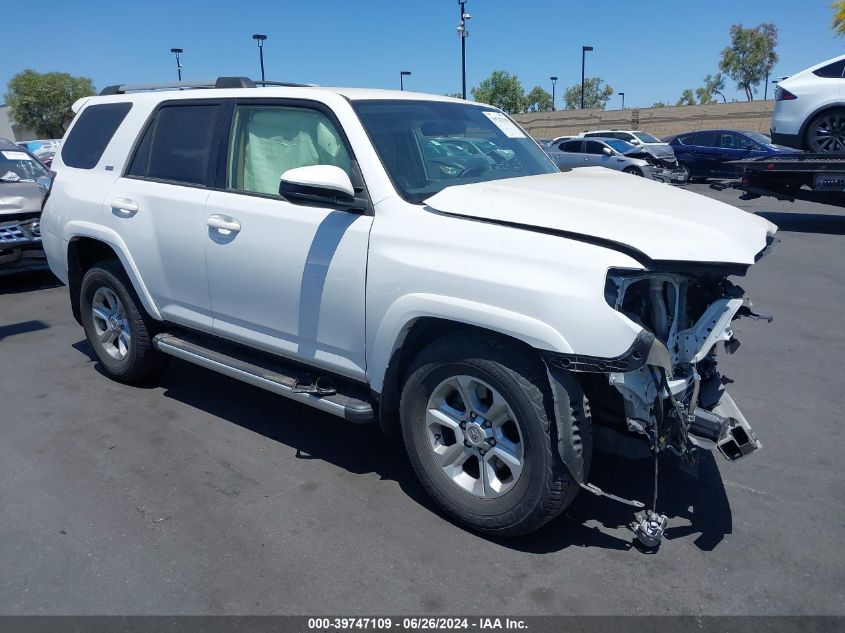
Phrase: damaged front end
[
  {"left": 544, "top": 264, "right": 771, "bottom": 547},
  {"left": 602, "top": 268, "right": 764, "bottom": 464}
]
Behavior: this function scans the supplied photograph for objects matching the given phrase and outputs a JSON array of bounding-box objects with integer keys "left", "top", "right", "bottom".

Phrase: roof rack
[{"left": 99, "top": 76, "right": 316, "bottom": 96}]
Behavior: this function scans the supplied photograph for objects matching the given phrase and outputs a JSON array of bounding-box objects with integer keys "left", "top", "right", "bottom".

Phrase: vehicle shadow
[
  {"left": 755, "top": 211, "right": 845, "bottom": 235},
  {"left": 0, "top": 270, "right": 60, "bottom": 295},
  {"left": 0, "top": 319, "right": 50, "bottom": 340},
  {"left": 141, "top": 357, "right": 732, "bottom": 554}
]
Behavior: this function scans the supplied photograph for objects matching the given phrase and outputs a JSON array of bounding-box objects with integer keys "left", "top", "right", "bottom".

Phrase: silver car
[
  {"left": 544, "top": 137, "right": 675, "bottom": 181},
  {"left": 0, "top": 138, "right": 51, "bottom": 275}
]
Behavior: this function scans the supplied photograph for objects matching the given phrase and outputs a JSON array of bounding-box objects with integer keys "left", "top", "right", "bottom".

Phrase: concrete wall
[
  {"left": 513, "top": 100, "right": 775, "bottom": 140},
  {"left": 0, "top": 105, "right": 37, "bottom": 142}
]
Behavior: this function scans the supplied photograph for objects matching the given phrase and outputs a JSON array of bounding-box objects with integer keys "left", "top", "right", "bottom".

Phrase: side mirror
[
  {"left": 280, "top": 165, "right": 355, "bottom": 198},
  {"left": 629, "top": 138, "right": 641, "bottom": 145},
  {"left": 36, "top": 175, "right": 53, "bottom": 190},
  {"left": 602, "top": 147, "right": 613, "bottom": 156}
]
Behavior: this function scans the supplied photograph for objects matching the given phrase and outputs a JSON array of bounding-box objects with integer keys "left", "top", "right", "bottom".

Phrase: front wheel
[
  {"left": 400, "top": 332, "right": 588, "bottom": 536},
  {"left": 80, "top": 260, "right": 169, "bottom": 384},
  {"left": 623, "top": 166, "right": 644, "bottom": 177},
  {"left": 678, "top": 162, "right": 692, "bottom": 183}
]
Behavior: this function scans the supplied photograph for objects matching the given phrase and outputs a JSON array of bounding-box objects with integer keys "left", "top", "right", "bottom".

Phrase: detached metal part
[{"left": 634, "top": 511, "right": 668, "bottom": 548}]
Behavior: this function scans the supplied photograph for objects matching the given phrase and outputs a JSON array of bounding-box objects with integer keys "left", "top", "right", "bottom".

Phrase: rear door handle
[
  {"left": 207, "top": 214, "right": 241, "bottom": 235},
  {"left": 110, "top": 198, "right": 139, "bottom": 214}
]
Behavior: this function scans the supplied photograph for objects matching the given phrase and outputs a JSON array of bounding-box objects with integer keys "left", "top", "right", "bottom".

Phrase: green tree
[
  {"left": 5, "top": 70, "right": 95, "bottom": 138},
  {"left": 719, "top": 23, "right": 778, "bottom": 101},
  {"left": 651, "top": 101, "right": 670, "bottom": 108},
  {"left": 833, "top": 0, "right": 845, "bottom": 36},
  {"left": 697, "top": 73, "right": 727, "bottom": 103},
  {"left": 444, "top": 92, "right": 463, "bottom": 99},
  {"left": 522, "top": 86, "right": 553, "bottom": 112},
  {"left": 471, "top": 70, "right": 525, "bottom": 114},
  {"left": 562, "top": 77, "right": 614, "bottom": 110},
  {"left": 676, "top": 89, "right": 697, "bottom": 106}
]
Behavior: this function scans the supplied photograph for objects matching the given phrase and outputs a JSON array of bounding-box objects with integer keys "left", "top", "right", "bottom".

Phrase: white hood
[{"left": 425, "top": 169, "right": 777, "bottom": 266}]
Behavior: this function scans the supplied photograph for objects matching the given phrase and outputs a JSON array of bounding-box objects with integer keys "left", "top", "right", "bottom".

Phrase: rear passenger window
[
  {"left": 61, "top": 103, "right": 132, "bottom": 169},
  {"left": 813, "top": 59, "right": 845, "bottom": 78},
  {"left": 562, "top": 140, "right": 581, "bottom": 152},
  {"left": 145, "top": 104, "right": 221, "bottom": 185},
  {"left": 693, "top": 131, "right": 718, "bottom": 147},
  {"left": 584, "top": 141, "right": 606, "bottom": 154}
]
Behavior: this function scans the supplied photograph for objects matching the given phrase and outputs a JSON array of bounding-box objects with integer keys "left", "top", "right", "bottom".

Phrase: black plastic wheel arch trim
[{"left": 542, "top": 330, "right": 655, "bottom": 374}]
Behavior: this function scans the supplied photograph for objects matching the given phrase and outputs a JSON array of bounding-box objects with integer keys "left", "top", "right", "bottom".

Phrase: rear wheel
[
  {"left": 805, "top": 108, "right": 845, "bottom": 153},
  {"left": 400, "top": 332, "right": 587, "bottom": 536},
  {"left": 80, "top": 260, "right": 168, "bottom": 384},
  {"left": 623, "top": 166, "right": 644, "bottom": 177}
]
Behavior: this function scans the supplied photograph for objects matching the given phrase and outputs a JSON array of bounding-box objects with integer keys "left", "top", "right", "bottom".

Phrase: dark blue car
[{"left": 666, "top": 129, "right": 800, "bottom": 181}]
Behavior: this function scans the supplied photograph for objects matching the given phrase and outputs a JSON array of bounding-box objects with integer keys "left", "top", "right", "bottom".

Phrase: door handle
[
  {"left": 207, "top": 215, "right": 241, "bottom": 235},
  {"left": 110, "top": 198, "right": 139, "bottom": 214}
]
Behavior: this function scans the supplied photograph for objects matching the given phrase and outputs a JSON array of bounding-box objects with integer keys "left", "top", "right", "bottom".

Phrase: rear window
[
  {"left": 813, "top": 59, "right": 845, "bottom": 78},
  {"left": 142, "top": 104, "right": 221, "bottom": 185},
  {"left": 61, "top": 103, "right": 132, "bottom": 169}
]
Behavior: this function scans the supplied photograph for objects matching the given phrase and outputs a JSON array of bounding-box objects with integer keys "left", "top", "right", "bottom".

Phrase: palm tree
[{"left": 833, "top": 0, "right": 845, "bottom": 36}]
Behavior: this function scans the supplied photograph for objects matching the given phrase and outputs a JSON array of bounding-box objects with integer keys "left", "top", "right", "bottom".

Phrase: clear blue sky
[{"left": 4, "top": 0, "right": 843, "bottom": 108}]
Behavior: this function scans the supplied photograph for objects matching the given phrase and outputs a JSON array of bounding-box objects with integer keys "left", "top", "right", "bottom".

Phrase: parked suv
[{"left": 42, "top": 77, "right": 775, "bottom": 542}]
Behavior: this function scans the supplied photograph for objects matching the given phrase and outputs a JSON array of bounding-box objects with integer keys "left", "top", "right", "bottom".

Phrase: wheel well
[
  {"left": 67, "top": 237, "right": 120, "bottom": 325},
  {"left": 376, "top": 318, "right": 543, "bottom": 434}
]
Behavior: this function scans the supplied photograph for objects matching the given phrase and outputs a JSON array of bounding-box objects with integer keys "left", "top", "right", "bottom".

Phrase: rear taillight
[{"left": 776, "top": 86, "right": 797, "bottom": 101}]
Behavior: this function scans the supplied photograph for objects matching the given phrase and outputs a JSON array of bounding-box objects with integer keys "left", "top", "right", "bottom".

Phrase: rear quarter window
[
  {"left": 813, "top": 59, "right": 845, "bottom": 78},
  {"left": 61, "top": 103, "right": 132, "bottom": 169}
]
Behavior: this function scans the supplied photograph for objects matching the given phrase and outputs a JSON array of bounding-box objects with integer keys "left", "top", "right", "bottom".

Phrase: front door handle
[
  {"left": 207, "top": 215, "right": 241, "bottom": 235},
  {"left": 110, "top": 198, "right": 139, "bottom": 214}
]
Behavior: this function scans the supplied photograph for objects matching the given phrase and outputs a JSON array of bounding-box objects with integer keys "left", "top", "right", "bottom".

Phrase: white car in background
[{"left": 772, "top": 54, "right": 845, "bottom": 152}]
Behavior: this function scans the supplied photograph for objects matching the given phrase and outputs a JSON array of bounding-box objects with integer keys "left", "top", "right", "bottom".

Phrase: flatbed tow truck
[{"left": 713, "top": 153, "right": 845, "bottom": 207}]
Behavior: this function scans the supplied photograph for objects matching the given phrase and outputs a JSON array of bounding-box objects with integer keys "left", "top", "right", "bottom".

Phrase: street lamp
[
  {"left": 550, "top": 76, "right": 558, "bottom": 111},
  {"left": 618, "top": 92, "right": 625, "bottom": 110},
  {"left": 400, "top": 70, "right": 412, "bottom": 91},
  {"left": 252, "top": 34, "right": 267, "bottom": 84},
  {"left": 580, "top": 45, "right": 593, "bottom": 109},
  {"left": 170, "top": 48, "right": 183, "bottom": 82},
  {"left": 457, "top": 0, "right": 471, "bottom": 99}
]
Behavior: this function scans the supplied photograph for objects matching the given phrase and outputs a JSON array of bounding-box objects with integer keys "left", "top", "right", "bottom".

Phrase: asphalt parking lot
[{"left": 1, "top": 183, "right": 843, "bottom": 616}]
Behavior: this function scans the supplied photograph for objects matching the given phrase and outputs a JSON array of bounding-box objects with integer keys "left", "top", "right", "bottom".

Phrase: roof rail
[{"left": 99, "top": 76, "right": 256, "bottom": 96}]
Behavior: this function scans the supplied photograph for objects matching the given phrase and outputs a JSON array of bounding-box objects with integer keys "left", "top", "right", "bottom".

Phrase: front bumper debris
[{"left": 0, "top": 216, "right": 46, "bottom": 275}]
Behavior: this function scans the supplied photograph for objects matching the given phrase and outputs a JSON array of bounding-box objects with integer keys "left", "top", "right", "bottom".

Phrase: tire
[
  {"left": 804, "top": 108, "right": 845, "bottom": 153},
  {"left": 79, "top": 260, "right": 168, "bottom": 384},
  {"left": 399, "top": 331, "right": 588, "bottom": 536},
  {"left": 678, "top": 162, "right": 692, "bottom": 183},
  {"left": 623, "top": 166, "right": 644, "bottom": 177}
]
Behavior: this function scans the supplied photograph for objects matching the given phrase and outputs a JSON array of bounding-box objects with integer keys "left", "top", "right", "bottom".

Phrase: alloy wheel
[
  {"left": 809, "top": 112, "right": 845, "bottom": 153},
  {"left": 91, "top": 287, "right": 131, "bottom": 361},
  {"left": 425, "top": 375, "right": 524, "bottom": 498}
]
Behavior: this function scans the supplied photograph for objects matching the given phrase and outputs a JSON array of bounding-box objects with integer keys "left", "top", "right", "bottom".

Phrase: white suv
[
  {"left": 772, "top": 54, "right": 845, "bottom": 152},
  {"left": 41, "top": 77, "right": 775, "bottom": 542}
]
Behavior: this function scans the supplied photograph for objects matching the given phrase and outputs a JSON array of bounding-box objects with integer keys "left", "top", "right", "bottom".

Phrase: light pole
[
  {"left": 457, "top": 0, "right": 471, "bottom": 99},
  {"left": 400, "top": 70, "right": 411, "bottom": 91},
  {"left": 550, "top": 76, "right": 558, "bottom": 111},
  {"left": 252, "top": 34, "right": 267, "bottom": 83},
  {"left": 580, "top": 45, "right": 593, "bottom": 109},
  {"left": 618, "top": 92, "right": 625, "bottom": 110},
  {"left": 170, "top": 48, "right": 183, "bottom": 82},
  {"left": 764, "top": 68, "right": 770, "bottom": 100}
]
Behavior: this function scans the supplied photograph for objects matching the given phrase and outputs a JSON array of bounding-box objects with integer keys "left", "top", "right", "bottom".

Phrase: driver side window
[{"left": 227, "top": 105, "right": 351, "bottom": 197}]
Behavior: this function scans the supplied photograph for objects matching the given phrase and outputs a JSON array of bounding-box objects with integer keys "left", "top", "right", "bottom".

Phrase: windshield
[
  {"left": 353, "top": 100, "right": 558, "bottom": 203},
  {"left": 633, "top": 131, "right": 661, "bottom": 144},
  {"left": 604, "top": 139, "right": 636, "bottom": 153},
  {"left": 0, "top": 148, "right": 48, "bottom": 182}
]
